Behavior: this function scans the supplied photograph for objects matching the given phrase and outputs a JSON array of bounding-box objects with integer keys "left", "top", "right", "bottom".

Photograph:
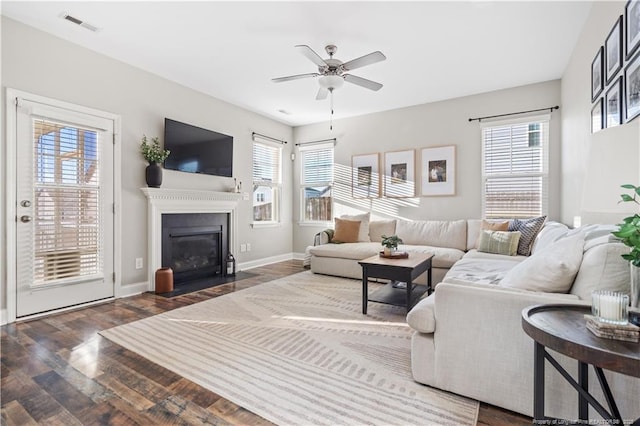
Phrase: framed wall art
[
  {"left": 591, "top": 98, "right": 603, "bottom": 133},
  {"left": 592, "top": 47, "right": 604, "bottom": 102},
  {"left": 383, "top": 149, "right": 415, "bottom": 198},
  {"left": 625, "top": 50, "right": 640, "bottom": 122},
  {"left": 420, "top": 145, "right": 456, "bottom": 196},
  {"left": 351, "top": 153, "right": 380, "bottom": 198},
  {"left": 605, "top": 76, "right": 622, "bottom": 128},
  {"left": 605, "top": 15, "right": 623, "bottom": 83},
  {"left": 626, "top": 0, "right": 640, "bottom": 59}
]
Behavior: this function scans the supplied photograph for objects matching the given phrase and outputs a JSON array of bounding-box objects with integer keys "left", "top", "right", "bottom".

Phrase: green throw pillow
[{"left": 477, "top": 230, "right": 521, "bottom": 256}]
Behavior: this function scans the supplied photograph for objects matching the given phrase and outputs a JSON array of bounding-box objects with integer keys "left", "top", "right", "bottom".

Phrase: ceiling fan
[{"left": 272, "top": 44, "right": 386, "bottom": 100}]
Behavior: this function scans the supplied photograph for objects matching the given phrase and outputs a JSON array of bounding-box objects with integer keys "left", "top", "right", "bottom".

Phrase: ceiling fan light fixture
[{"left": 319, "top": 75, "right": 344, "bottom": 91}]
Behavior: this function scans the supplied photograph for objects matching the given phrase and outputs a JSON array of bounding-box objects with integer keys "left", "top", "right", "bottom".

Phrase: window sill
[
  {"left": 251, "top": 222, "right": 281, "bottom": 229},
  {"left": 297, "top": 221, "right": 333, "bottom": 228}
]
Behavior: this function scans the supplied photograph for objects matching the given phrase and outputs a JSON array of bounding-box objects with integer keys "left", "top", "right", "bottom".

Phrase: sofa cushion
[
  {"left": 508, "top": 216, "right": 547, "bottom": 255},
  {"left": 402, "top": 245, "right": 465, "bottom": 268},
  {"left": 369, "top": 220, "right": 397, "bottom": 242},
  {"left": 332, "top": 218, "right": 361, "bottom": 243},
  {"left": 531, "top": 221, "right": 569, "bottom": 254},
  {"left": 309, "top": 242, "right": 380, "bottom": 260},
  {"left": 340, "top": 212, "right": 371, "bottom": 242},
  {"left": 477, "top": 230, "right": 521, "bottom": 256},
  {"left": 442, "top": 252, "right": 524, "bottom": 286},
  {"left": 570, "top": 242, "right": 630, "bottom": 300},
  {"left": 396, "top": 219, "right": 467, "bottom": 251},
  {"left": 406, "top": 295, "right": 436, "bottom": 333},
  {"left": 500, "top": 233, "right": 584, "bottom": 293}
]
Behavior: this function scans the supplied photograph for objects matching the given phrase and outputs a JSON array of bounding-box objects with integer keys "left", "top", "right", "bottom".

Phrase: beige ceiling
[{"left": 1, "top": 1, "right": 592, "bottom": 126}]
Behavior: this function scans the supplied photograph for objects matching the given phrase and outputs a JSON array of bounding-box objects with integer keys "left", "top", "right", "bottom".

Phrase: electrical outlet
[
  {"left": 246, "top": 243, "right": 251, "bottom": 252},
  {"left": 135, "top": 258, "right": 143, "bottom": 269},
  {"left": 240, "top": 244, "right": 247, "bottom": 252}
]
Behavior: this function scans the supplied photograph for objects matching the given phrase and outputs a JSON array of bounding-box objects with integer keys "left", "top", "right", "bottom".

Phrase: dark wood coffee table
[
  {"left": 522, "top": 304, "right": 640, "bottom": 424},
  {"left": 358, "top": 252, "right": 433, "bottom": 314}
]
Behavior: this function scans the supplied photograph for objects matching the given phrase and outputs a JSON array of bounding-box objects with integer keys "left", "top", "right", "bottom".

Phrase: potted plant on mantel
[
  {"left": 611, "top": 184, "right": 640, "bottom": 310},
  {"left": 140, "top": 134, "right": 170, "bottom": 188},
  {"left": 381, "top": 234, "right": 403, "bottom": 256}
]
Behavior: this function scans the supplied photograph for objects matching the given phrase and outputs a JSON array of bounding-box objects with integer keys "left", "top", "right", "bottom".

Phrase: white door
[{"left": 14, "top": 97, "right": 115, "bottom": 317}]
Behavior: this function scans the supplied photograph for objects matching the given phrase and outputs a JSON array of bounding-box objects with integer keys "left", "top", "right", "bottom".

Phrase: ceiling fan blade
[
  {"left": 295, "top": 45, "right": 327, "bottom": 67},
  {"left": 341, "top": 51, "right": 386, "bottom": 71},
  {"left": 316, "top": 87, "right": 329, "bottom": 100},
  {"left": 343, "top": 74, "right": 383, "bottom": 91},
  {"left": 272, "top": 73, "right": 319, "bottom": 83}
]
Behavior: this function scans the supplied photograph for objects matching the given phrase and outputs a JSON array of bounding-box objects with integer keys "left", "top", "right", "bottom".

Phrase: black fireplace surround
[{"left": 161, "top": 213, "right": 229, "bottom": 286}]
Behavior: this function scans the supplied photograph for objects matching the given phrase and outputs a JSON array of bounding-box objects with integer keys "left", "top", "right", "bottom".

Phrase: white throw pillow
[
  {"left": 340, "top": 212, "right": 371, "bottom": 242},
  {"left": 500, "top": 233, "right": 585, "bottom": 293}
]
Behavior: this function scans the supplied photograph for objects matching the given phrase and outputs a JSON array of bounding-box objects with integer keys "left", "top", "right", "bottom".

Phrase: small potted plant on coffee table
[{"left": 381, "top": 234, "right": 403, "bottom": 256}]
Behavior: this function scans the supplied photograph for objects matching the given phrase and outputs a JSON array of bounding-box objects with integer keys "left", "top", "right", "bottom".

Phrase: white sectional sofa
[{"left": 308, "top": 218, "right": 640, "bottom": 420}]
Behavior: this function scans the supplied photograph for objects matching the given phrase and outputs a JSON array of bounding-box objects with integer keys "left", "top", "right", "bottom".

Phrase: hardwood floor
[{"left": 1, "top": 260, "right": 531, "bottom": 425}]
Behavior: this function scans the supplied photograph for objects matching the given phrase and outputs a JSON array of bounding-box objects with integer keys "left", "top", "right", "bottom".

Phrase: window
[
  {"left": 481, "top": 116, "right": 549, "bottom": 219},
  {"left": 300, "top": 143, "right": 334, "bottom": 222},
  {"left": 252, "top": 139, "right": 281, "bottom": 224}
]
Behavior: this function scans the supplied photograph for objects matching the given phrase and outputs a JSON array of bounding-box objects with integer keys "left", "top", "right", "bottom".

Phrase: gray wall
[
  {"left": 292, "top": 80, "right": 562, "bottom": 253},
  {"left": 1, "top": 17, "right": 294, "bottom": 311},
  {"left": 561, "top": 0, "right": 640, "bottom": 225}
]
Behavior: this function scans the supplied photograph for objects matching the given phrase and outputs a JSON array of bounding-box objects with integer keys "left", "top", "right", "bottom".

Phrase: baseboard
[
  {"left": 0, "top": 309, "right": 7, "bottom": 326},
  {"left": 292, "top": 252, "right": 306, "bottom": 261},
  {"left": 239, "top": 252, "right": 296, "bottom": 271},
  {"left": 116, "top": 281, "right": 150, "bottom": 298}
]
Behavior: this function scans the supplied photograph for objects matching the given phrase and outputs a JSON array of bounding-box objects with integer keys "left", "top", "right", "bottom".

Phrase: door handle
[{"left": 20, "top": 215, "right": 32, "bottom": 223}]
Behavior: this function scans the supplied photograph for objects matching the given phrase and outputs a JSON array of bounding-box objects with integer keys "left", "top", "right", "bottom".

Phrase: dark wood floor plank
[{"left": 0, "top": 260, "right": 532, "bottom": 425}]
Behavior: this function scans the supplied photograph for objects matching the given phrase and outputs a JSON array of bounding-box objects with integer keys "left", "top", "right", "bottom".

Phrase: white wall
[
  {"left": 561, "top": 0, "right": 640, "bottom": 225},
  {"left": 292, "top": 80, "right": 562, "bottom": 253},
  {"left": 1, "top": 17, "right": 294, "bottom": 314}
]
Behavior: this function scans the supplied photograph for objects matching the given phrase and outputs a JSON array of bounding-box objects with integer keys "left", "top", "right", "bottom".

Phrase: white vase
[{"left": 631, "top": 264, "right": 640, "bottom": 308}]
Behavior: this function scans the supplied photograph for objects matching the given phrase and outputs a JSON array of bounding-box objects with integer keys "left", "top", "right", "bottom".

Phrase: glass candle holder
[{"left": 591, "top": 290, "right": 629, "bottom": 325}]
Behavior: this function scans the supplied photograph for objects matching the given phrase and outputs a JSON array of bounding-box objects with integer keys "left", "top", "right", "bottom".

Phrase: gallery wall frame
[
  {"left": 592, "top": 98, "right": 603, "bottom": 133},
  {"left": 624, "top": 49, "right": 640, "bottom": 122},
  {"left": 420, "top": 145, "right": 456, "bottom": 197},
  {"left": 605, "top": 76, "right": 623, "bottom": 128},
  {"left": 351, "top": 153, "right": 380, "bottom": 198},
  {"left": 605, "top": 15, "right": 623, "bottom": 84},
  {"left": 383, "top": 149, "right": 415, "bottom": 198},
  {"left": 592, "top": 46, "right": 604, "bottom": 102},
  {"left": 626, "top": 0, "right": 640, "bottom": 59}
]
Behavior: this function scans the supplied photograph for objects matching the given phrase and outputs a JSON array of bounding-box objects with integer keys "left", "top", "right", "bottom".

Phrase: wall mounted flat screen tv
[{"left": 164, "top": 118, "right": 233, "bottom": 177}]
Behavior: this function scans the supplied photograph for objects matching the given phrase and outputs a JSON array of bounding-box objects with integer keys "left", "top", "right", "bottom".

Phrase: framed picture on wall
[
  {"left": 383, "top": 149, "right": 415, "bottom": 198},
  {"left": 420, "top": 145, "right": 456, "bottom": 196},
  {"left": 605, "top": 76, "right": 623, "bottom": 128},
  {"left": 592, "top": 47, "right": 604, "bottom": 102},
  {"left": 351, "top": 153, "right": 380, "bottom": 198},
  {"left": 591, "top": 98, "right": 603, "bottom": 133},
  {"left": 626, "top": 0, "right": 640, "bottom": 59},
  {"left": 625, "top": 50, "right": 640, "bottom": 122},
  {"left": 605, "top": 16, "right": 623, "bottom": 84}
]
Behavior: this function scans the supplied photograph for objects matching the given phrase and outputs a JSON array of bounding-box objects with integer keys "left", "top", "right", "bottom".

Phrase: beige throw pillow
[
  {"left": 340, "top": 212, "right": 371, "bottom": 242},
  {"left": 477, "top": 230, "right": 521, "bottom": 256},
  {"left": 332, "top": 218, "right": 361, "bottom": 243},
  {"left": 475, "top": 219, "right": 510, "bottom": 247}
]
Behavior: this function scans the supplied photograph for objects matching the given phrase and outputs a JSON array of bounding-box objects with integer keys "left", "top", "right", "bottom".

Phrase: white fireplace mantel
[{"left": 141, "top": 188, "right": 242, "bottom": 291}]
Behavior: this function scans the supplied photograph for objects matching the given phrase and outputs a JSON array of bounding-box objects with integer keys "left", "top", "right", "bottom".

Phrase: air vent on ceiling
[{"left": 61, "top": 13, "right": 99, "bottom": 32}]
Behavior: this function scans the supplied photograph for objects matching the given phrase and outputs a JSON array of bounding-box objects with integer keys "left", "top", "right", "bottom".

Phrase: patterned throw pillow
[
  {"left": 475, "top": 219, "right": 510, "bottom": 247},
  {"left": 332, "top": 218, "right": 361, "bottom": 243},
  {"left": 477, "top": 230, "right": 521, "bottom": 256},
  {"left": 509, "top": 216, "right": 547, "bottom": 256}
]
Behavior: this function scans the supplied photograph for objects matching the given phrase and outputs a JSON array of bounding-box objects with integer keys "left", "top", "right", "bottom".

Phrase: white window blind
[
  {"left": 252, "top": 140, "right": 281, "bottom": 222},
  {"left": 482, "top": 117, "right": 549, "bottom": 219},
  {"left": 300, "top": 143, "right": 334, "bottom": 222},
  {"left": 33, "top": 119, "right": 102, "bottom": 284}
]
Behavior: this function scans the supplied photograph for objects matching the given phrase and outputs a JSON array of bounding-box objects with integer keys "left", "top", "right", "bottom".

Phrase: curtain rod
[
  {"left": 252, "top": 132, "right": 287, "bottom": 144},
  {"left": 468, "top": 105, "right": 559, "bottom": 122},
  {"left": 295, "top": 138, "right": 337, "bottom": 147}
]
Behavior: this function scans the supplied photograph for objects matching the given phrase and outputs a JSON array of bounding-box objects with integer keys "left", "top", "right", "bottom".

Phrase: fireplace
[{"left": 162, "top": 213, "right": 228, "bottom": 286}]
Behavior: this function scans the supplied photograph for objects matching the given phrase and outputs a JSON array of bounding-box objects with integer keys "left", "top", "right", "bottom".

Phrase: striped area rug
[{"left": 100, "top": 271, "right": 479, "bottom": 425}]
